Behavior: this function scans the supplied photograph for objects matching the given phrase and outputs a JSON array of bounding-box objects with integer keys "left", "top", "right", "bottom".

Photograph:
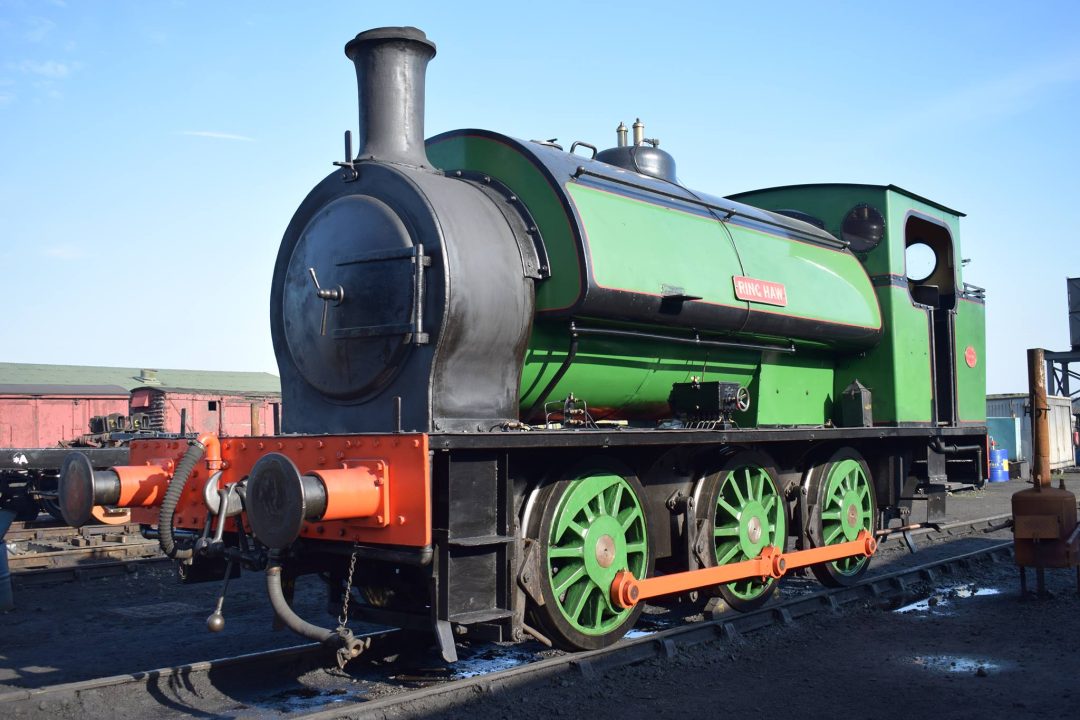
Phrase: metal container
[
  {"left": 1013, "top": 486, "right": 1079, "bottom": 568},
  {"left": 988, "top": 447, "right": 1009, "bottom": 482},
  {"left": 986, "top": 393, "right": 1075, "bottom": 470}
]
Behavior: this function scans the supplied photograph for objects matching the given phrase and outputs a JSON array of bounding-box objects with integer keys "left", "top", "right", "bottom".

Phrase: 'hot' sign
[{"left": 732, "top": 276, "right": 788, "bottom": 307}]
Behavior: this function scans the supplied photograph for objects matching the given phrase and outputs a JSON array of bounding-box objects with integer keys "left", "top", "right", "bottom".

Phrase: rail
[{"left": 0, "top": 512, "right": 1015, "bottom": 719}]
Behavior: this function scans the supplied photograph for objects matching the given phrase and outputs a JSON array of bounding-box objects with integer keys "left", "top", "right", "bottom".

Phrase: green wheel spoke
[
  {"left": 624, "top": 540, "right": 647, "bottom": 555},
  {"left": 566, "top": 520, "right": 588, "bottom": 540},
  {"left": 763, "top": 494, "right": 777, "bottom": 513},
  {"left": 553, "top": 564, "right": 587, "bottom": 596},
  {"left": 618, "top": 506, "right": 642, "bottom": 531},
  {"left": 564, "top": 581, "right": 592, "bottom": 621},
  {"left": 581, "top": 502, "right": 596, "bottom": 523},
  {"left": 548, "top": 544, "right": 585, "bottom": 559},
  {"left": 717, "top": 497, "right": 741, "bottom": 520},
  {"left": 820, "top": 509, "right": 842, "bottom": 521},
  {"left": 828, "top": 485, "right": 844, "bottom": 507},
  {"left": 716, "top": 542, "right": 742, "bottom": 566},
  {"left": 729, "top": 474, "right": 747, "bottom": 506},
  {"left": 714, "top": 525, "right": 739, "bottom": 537},
  {"left": 609, "top": 483, "right": 624, "bottom": 516},
  {"left": 823, "top": 524, "right": 844, "bottom": 545},
  {"left": 754, "top": 469, "right": 766, "bottom": 502},
  {"left": 741, "top": 469, "right": 755, "bottom": 504}
]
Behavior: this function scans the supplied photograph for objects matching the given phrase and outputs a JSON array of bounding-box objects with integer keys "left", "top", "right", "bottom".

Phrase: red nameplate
[{"left": 733, "top": 276, "right": 788, "bottom": 307}]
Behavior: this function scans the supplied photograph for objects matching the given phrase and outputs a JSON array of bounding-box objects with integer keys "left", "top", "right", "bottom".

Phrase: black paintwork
[
  {"left": 0, "top": 447, "right": 127, "bottom": 471},
  {"left": 272, "top": 35, "right": 535, "bottom": 435},
  {"left": 344, "top": 27, "right": 436, "bottom": 169},
  {"left": 595, "top": 144, "right": 678, "bottom": 182}
]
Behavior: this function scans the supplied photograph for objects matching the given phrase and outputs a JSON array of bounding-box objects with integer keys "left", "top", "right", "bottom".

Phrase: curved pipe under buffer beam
[{"left": 266, "top": 553, "right": 367, "bottom": 667}]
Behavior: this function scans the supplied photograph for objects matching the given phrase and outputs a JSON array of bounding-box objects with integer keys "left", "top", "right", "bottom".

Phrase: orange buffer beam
[{"left": 611, "top": 531, "right": 877, "bottom": 609}]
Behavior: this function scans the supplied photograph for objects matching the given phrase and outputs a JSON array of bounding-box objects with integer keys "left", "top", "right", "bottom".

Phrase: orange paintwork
[
  {"left": 115, "top": 464, "right": 171, "bottom": 507},
  {"left": 128, "top": 433, "right": 431, "bottom": 547},
  {"left": 611, "top": 531, "right": 877, "bottom": 609},
  {"left": 197, "top": 432, "right": 223, "bottom": 471},
  {"left": 314, "top": 462, "right": 386, "bottom": 523}
]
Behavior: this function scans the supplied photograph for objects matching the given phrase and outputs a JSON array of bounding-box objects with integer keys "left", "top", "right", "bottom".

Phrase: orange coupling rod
[{"left": 611, "top": 530, "right": 877, "bottom": 610}]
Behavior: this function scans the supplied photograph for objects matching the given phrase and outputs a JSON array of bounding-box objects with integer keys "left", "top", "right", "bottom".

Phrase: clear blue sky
[{"left": 1, "top": 1, "right": 1078, "bottom": 394}]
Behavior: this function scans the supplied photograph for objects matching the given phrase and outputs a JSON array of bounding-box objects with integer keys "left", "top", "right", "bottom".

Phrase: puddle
[
  {"left": 451, "top": 646, "right": 535, "bottom": 679},
  {"left": 911, "top": 655, "right": 1006, "bottom": 674},
  {"left": 893, "top": 584, "right": 1001, "bottom": 615},
  {"left": 266, "top": 686, "right": 362, "bottom": 712},
  {"left": 624, "top": 629, "right": 655, "bottom": 638}
]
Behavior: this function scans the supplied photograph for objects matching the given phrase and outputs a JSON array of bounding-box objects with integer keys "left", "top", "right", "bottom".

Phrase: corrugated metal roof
[
  {"left": 138, "top": 385, "right": 281, "bottom": 398},
  {"left": 0, "top": 363, "right": 280, "bottom": 395},
  {"left": 0, "top": 383, "right": 130, "bottom": 396}
]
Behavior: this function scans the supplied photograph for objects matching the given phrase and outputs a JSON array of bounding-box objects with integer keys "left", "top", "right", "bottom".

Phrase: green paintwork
[
  {"left": 566, "top": 183, "right": 881, "bottom": 332},
  {"left": 837, "top": 286, "right": 933, "bottom": 424},
  {"left": 712, "top": 462, "right": 786, "bottom": 601},
  {"left": 427, "top": 134, "right": 877, "bottom": 426},
  {"left": 425, "top": 133, "right": 581, "bottom": 311},
  {"left": 426, "top": 137, "right": 981, "bottom": 428},
  {"left": 727, "top": 183, "right": 965, "bottom": 282},
  {"left": 752, "top": 351, "right": 835, "bottom": 425},
  {"left": 818, "top": 458, "right": 874, "bottom": 576},
  {"left": 954, "top": 299, "right": 987, "bottom": 423},
  {"left": 545, "top": 473, "right": 648, "bottom": 635},
  {"left": 730, "top": 184, "right": 983, "bottom": 425},
  {"left": 520, "top": 320, "right": 759, "bottom": 419}
]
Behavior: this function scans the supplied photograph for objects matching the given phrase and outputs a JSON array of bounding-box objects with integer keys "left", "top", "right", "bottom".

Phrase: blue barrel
[{"left": 989, "top": 448, "right": 1010, "bottom": 483}]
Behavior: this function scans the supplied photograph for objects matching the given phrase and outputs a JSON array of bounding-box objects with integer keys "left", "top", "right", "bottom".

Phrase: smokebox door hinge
[{"left": 331, "top": 244, "right": 432, "bottom": 345}]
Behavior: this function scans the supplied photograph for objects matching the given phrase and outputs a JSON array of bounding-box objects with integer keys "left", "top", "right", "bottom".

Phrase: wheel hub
[
  {"left": 595, "top": 534, "right": 616, "bottom": 568},
  {"left": 839, "top": 490, "right": 862, "bottom": 541},
  {"left": 747, "top": 516, "right": 763, "bottom": 544},
  {"left": 738, "top": 501, "right": 768, "bottom": 557}
]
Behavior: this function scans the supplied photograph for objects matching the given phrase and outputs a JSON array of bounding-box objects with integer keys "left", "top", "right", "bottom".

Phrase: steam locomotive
[{"left": 59, "top": 26, "right": 987, "bottom": 663}]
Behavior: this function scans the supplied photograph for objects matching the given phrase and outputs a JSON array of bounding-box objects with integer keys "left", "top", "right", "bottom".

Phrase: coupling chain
[{"left": 336, "top": 547, "right": 359, "bottom": 631}]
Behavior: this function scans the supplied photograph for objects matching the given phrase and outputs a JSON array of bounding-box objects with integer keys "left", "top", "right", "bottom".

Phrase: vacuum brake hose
[
  {"left": 266, "top": 552, "right": 364, "bottom": 666},
  {"left": 157, "top": 439, "right": 206, "bottom": 560},
  {"left": 266, "top": 560, "right": 337, "bottom": 643}
]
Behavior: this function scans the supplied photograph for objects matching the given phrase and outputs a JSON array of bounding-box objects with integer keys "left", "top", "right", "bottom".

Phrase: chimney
[{"left": 344, "top": 26, "right": 437, "bottom": 169}]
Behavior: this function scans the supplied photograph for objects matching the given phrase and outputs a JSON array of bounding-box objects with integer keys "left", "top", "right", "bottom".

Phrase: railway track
[
  {"left": 4, "top": 519, "right": 163, "bottom": 581},
  {"left": 1, "top": 509, "right": 1008, "bottom": 589},
  {"left": 0, "top": 513, "right": 1015, "bottom": 719}
]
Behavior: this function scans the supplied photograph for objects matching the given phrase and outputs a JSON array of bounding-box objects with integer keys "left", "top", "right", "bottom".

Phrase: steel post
[{"left": 1029, "top": 348, "right": 1051, "bottom": 490}]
